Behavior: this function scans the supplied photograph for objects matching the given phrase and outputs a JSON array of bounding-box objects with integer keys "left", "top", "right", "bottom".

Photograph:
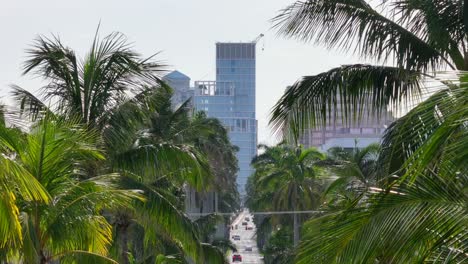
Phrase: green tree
[
  {"left": 0, "top": 118, "right": 139, "bottom": 264},
  {"left": 13, "top": 29, "right": 163, "bottom": 130},
  {"left": 263, "top": 227, "right": 295, "bottom": 264},
  {"left": 109, "top": 87, "right": 234, "bottom": 263},
  {"left": 249, "top": 144, "right": 325, "bottom": 246},
  {"left": 10, "top": 31, "right": 227, "bottom": 263},
  {"left": 324, "top": 143, "right": 380, "bottom": 206},
  {"left": 270, "top": 1, "right": 468, "bottom": 262},
  {"left": 0, "top": 115, "right": 49, "bottom": 255}
]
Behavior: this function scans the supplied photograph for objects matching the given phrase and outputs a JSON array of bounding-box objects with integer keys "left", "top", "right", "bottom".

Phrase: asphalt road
[{"left": 229, "top": 209, "right": 264, "bottom": 264}]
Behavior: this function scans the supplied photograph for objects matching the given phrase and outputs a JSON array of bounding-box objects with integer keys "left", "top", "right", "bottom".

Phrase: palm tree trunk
[
  {"left": 117, "top": 223, "right": 130, "bottom": 264},
  {"left": 293, "top": 186, "right": 300, "bottom": 247},
  {"left": 464, "top": 0, "right": 468, "bottom": 35},
  {"left": 40, "top": 250, "right": 47, "bottom": 264},
  {"left": 293, "top": 212, "right": 300, "bottom": 247}
]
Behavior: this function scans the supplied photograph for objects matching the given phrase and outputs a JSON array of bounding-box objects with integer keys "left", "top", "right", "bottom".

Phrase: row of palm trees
[
  {"left": 0, "top": 31, "right": 238, "bottom": 263},
  {"left": 249, "top": 0, "right": 467, "bottom": 263},
  {"left": 246, "top": 143, "right": 380, "bottom": 263}
]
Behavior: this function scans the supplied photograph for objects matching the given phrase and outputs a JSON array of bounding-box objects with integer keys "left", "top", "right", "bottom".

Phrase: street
[{"left": 229, "top": 209, "right": 264, "bottom": 264}]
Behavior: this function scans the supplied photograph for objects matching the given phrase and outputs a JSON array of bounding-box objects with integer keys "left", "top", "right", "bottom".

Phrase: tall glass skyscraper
[{"left": 193, "top": 43, "right": 257, "bottom": 195}]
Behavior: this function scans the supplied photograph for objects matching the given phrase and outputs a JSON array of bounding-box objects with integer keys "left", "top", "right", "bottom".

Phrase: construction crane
[
  {"left": 253, "top": 33, "right": 264, "bottom": 43},
  {"left": 253, "top": 33, "right": 265, "bottom": 51}
]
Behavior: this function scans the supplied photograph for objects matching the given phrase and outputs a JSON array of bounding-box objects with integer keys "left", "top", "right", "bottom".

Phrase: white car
[{"left": 245, "top": 245, "right": 252, "bottom": 252}]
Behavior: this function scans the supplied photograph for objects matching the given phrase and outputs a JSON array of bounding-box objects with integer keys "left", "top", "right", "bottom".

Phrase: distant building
[
  {"left": 298, "top": 96, "right": 393, "bottom": 151},
  {"left": 162, "top": 71, "right": 216, "bottom": 222},
  {"left": 161, "top": 70, "right": 194, "bottom": 107},
  {"left": 163, "top": 43, "right": 258, "bottom": 197}
]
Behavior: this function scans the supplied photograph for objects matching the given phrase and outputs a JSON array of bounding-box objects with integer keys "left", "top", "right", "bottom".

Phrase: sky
[{"left": 0, "top": 0, "right": 364, "bottom": 145}]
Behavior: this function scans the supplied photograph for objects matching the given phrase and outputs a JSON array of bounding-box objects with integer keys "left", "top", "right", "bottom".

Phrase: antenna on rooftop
[{"left": 253, "top": 33, "right": 265, "bottom": 51}]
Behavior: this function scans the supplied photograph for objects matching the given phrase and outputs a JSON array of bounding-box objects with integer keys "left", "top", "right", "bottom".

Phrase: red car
[{"left": 232, "top": 254, "right": 242, "bottom": 262}]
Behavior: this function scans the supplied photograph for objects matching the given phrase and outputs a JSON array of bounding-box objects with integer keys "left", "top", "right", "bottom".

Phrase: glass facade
[{"left": 194, "top": 43, "right": 257, "bottom": 195}]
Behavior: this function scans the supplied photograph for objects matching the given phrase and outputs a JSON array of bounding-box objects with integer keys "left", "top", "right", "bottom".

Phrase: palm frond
[
  {"left": 118, "top": 175, "right": 207, "bottom": 263},
  {"left": 390, "top": 0, "right": 465, "bottom": 69},
  {"left": 273, "top": 0, "right": 453, "bottom": 70},
  {"left": 297, "top": 168, "right": 467, "bottom": 263},
  {"left": 270, "top": 64, "right": 423, "bottom": 140},
  {"left": 114, "top": 143, "right": 212, "bottom": 191},
  {"left": 201, "top": 243, "right": 228, "bottom": 264},
  {"left": 18, "top": 30, "right": 165, "bottom": 129},
  {"left": 10, "top": 85, "right": 53, "bottom": 121},
  {"left": 377, "top": 74, "right": 466, "bottom": 179}
]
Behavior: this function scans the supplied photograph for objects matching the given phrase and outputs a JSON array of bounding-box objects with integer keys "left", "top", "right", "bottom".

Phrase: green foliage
[
  {"left": 4, "top": 29, "right": 237, "bottom": 264},
  {"left": 271, "top": 1, "right": 468, "bottom": 262},
  {"left": 263, "top": 227, "right": 294, "bottom": 264},
  {"left": 14, "top": 30, "right": 164, "bottom": 129},
  {"left": 247, "top": 143, "right": 326, "bottom": 257},
  {"left": 271, "top": 0, "right": 468, "bottom": 139},
  {"left": 248, "top": 144, "right": 325, "bottom": 214},
  {"left": 0, "top": 118, "right": 139, "bottom": 263},
  {"left": 324, "top": 143, "right": 380, "bottom": 202},
  {"left": 270, "top": 64, "right": 423, "bottom": 140}
]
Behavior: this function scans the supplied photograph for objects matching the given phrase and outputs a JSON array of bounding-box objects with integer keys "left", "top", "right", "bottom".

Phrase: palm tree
[
  {"left": 324, "top": 143, "right": 380, "bottom": 202},
  {"left": 0, "top": 119, "right": 49, "bottom": 253},
  {"left": 0, "top": 117, "right": 139, "bottom": 263},
  {"left": 10, "top": 31, "right": 227, "bottom": 263},
  {"left": 263, "top": 227, "right": 295, "bottom": 264},
  {"left": 270, "top": 0, "right": 467, "bottom": 138},
  {"left": 13, "top": 29, "right": 164, "bottom": 130},
  {"left": 250, "top": 144, "right": 325, "bottom": 246},
  {"left": 270, "top": 1, "right": 468, "bottom": 262}
]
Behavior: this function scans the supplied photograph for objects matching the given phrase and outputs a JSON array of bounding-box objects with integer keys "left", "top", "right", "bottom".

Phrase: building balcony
[{"left": 194, "top": 80, "right": 235, "bottom": 96}]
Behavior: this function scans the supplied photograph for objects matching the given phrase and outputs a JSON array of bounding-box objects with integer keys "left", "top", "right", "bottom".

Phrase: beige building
[{"left": 298, "top": 97, "right": 394, "bottom": 151}]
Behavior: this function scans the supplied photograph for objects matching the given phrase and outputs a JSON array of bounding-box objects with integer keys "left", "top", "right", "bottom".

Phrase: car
[
  {"left": 232, "top": 254, "right": 242, "bottom": 262},
  {"left": 245, "top": 246, "right": 252, "bottom": 252},
  {"left": 246, "top": 226, "right": 253, "bottom": 230},
  {"left": 244, "top": 217, "right": 250, "bottom": 221},
  {"left": 232, "top": 235, "right": 241, "bottom": 241},
  {"left": 241, "top": 221, "right": 248, "bottom": 226}
]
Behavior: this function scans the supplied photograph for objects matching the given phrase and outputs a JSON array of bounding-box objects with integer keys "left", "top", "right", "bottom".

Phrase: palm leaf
[
  {"left": 10, "top": 85, "right": 53, "bottom": 121},
  {"left": 273, "top": 0, "right": 454, "bottom": 70},
  {"left": 390, "top": 0, "right": 465, "bottom": 69},
  {"left": 296, "top": 168, "right": 467, "bottom": 263},
  {"left": 114, "top": 143, "right": 211, "bottom": 192},
  {"left": 270, "top": 64, "right": 423, "bottom": 140},
  {"left": 118, "top": 174, "right": 207, "bottom": 263}
]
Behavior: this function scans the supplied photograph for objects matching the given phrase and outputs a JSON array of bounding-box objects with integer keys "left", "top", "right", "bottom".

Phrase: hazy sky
[{"left": 0, "top": 0, "right": 364, "bottom": 145}]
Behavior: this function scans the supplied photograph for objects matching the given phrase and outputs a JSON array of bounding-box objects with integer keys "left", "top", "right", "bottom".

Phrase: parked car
[
  {"left": 244, "top": 217, "right": 250, "bottom": 221},
  {"left": 245, "top": 246, "right": 252, "bottom": 252},
  {"left": 241, "top": 221, "right": 248, "bottom": 226},
  {"left": 232, "top": 235, "right": 241, "bottom": 241},
  {"left": 232, "top": 254, "right": 242, "bottom": 262},
  {"left": 246, "top": 226, "right": 253, "bottom": 230}
]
